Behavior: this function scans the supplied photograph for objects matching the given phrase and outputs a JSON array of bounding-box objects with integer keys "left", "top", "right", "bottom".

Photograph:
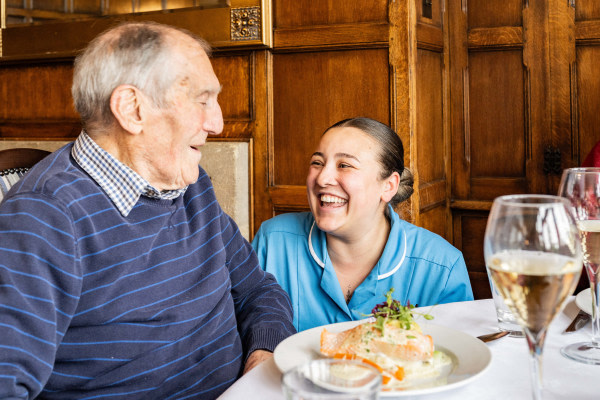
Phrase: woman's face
[{"left": 306, "top": 126, "right": 396, "bottom": 239}]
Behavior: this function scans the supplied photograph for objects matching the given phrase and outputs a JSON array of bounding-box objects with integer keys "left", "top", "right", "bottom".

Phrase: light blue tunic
[{"left": 252, "top": 207, "right": 474, "bottom": 331}]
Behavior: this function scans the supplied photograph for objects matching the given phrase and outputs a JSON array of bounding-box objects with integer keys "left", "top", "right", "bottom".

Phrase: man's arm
[
  {"left": 243, "top": 349, "right": 273, "bottom": 374},
  {"left": 221, "top": 213, "right": 296, "bottom": 364},
  {"left": 0, "top": 193, "right": 79, "bottom": 397}
]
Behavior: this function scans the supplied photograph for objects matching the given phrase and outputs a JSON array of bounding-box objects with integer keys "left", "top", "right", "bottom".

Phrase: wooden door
[
  {"left": 256, "top": 0, "right": 451, "bottom": 242},
  {"left": 448, "top": 0, "right": 600, "bottom": 299},
  {"left": 575, "top": 2, "right": 600, "bottom": 166}
]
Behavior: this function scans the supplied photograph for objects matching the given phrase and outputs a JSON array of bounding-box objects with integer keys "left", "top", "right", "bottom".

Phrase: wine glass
[
  {"left": 559, "top": 167, "right": 600, "bottom": 364},
  {"left": 484, "top": 195, "right": 582, "bottom": 400}
]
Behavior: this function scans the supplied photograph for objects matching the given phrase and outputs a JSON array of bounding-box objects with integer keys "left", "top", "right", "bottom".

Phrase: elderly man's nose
[{"left": 205, "top": 103, "right": 224, "bottom": 135}]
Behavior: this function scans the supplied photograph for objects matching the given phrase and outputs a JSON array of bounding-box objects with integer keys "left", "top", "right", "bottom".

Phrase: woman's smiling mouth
[{"left": 320, "top": 194, "right": 347, "bottom": 207}]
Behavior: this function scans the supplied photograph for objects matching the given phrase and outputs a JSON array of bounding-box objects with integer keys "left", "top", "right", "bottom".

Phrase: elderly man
[{"left": 0, "top": 22, "right": 294, "bottom": 398}]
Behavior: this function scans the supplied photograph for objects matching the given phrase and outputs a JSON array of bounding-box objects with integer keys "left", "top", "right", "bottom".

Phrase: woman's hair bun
[{"left": 396, "top": 167, "right": 414, "bottom": 204}]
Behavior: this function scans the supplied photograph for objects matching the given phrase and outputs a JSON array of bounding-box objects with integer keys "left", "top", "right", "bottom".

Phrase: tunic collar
[{"left": 307, "top": 205, "right": 407, "bottom": 280}]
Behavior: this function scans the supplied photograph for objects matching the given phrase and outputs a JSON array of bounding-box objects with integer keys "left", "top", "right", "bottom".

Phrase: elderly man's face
[{"left": 144, "top": 35, "right": 223, "bottom": 190}]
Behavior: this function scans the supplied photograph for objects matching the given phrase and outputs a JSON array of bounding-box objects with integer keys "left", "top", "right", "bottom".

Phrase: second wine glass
[{"left": 559, "top": 167, "right": 600, "bottom": 365}]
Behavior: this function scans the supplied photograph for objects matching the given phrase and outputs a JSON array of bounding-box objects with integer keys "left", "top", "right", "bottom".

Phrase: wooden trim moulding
[
  {"left": 0, "top": 119, "right": 252, "bottom": 140},
  {"left": 416, "top": 21, "right": 443, "bottom": 52},
  {"left": 273, "top": 22, "right": 389, "bottom": 51},
  {"left": 468, "top": 26, "right": 523, "bottom": 50},
  {"left": 575, "top": 20, "right": 600, "bottom": 45},
  {"left": 1, "top": 4, "right": 268, "bottom": 60},
  {"left": 450, "top": 199, "right": 493, "bottom": 211},
  {"left": 268, "top": 185, "right": 308, "bottom": 209},
  {"left": 419, "top": 179, "right": 446, "bottom": 212},
  {"left": 0, "top": 119, "right": 81, "bottom": 139}
]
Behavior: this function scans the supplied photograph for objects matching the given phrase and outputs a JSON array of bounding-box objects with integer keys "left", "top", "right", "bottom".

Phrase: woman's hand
[{"left": 244, "top": 349, "right": 273, "bottom": 374}]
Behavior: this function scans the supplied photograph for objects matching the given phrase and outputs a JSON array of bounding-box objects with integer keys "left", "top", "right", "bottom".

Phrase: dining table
[{"left": 218, "top": 297, "right": 599, "bottom": 399}]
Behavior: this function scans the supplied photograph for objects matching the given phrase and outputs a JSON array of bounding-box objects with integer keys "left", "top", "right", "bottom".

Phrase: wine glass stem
[
  {"left": 526, "top": 332, "right": 545, "bottom": 400},
  {"left": 589, "top": 269, "right": 600, "bottom": 345}
]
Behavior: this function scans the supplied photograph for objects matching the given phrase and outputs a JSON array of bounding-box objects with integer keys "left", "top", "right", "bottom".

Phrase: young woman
[{"left": 252, "top": 117, "right": 473, "bottom": 331}]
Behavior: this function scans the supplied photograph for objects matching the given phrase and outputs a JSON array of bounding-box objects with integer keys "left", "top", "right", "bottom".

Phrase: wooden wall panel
[
  {"left": 467, "top": 0, "right": 523, "bottom": 28},
  {"left": 414, "top": 46, "right": 447, "bottom": 235},
  {"left": 0, "top": 64, "right": 76, "bottom": 120},
  {"left": 575, "top": 0, "right": 600, "bottom": 21},
  {"left": 0, "top": 54, "right": 255, "bottom": 141},
  {"left": 576, "top": 46, "right": 600, "bottom": 161},
  {"left": 415, "top": 49, "right": 444, "bottom": 185},
  {"left": 452, "top": 211, "right": 491, "bottom": 299},
  {"left": 274, "top": 0, "right": 388, "bottom": 28},
  {"left": 419, "top": 206, "right": 446, "bottom": 239},
  {"left": 468, "top": 50, "right": 525, "bottom": 179},
  {"left": 574, "top": 0, "right": 600, "bottom": 167},
  {"left": 272, "top": 49, "right": 390, "bottom": 186},
  {"left": 212, "top": 55, "right": 252, "bottom": 121}
]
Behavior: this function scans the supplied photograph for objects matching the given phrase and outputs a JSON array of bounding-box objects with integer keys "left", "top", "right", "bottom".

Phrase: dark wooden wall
[{"left": 448, "top": 0, "right": 600, "bottom": 298}]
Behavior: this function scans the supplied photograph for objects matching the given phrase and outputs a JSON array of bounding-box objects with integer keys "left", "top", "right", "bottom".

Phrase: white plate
[
  {"left": 576, "top": 288, "right": 592, "bottom": 315},
  {"left": 273, "top": 320, "right": 492, "bottom": 397}
]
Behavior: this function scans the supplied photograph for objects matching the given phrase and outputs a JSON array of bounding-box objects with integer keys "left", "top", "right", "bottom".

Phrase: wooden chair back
[{"left": 0, "top": 148, "right": 51, "bottom": 172}]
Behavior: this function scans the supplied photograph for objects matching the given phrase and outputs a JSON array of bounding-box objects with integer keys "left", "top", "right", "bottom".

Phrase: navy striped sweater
[{"left": 0, "top": 144, "right": 295, "bottom": 399}]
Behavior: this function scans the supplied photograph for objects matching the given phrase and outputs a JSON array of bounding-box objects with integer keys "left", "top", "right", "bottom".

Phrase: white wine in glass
[
  {"left": 484, "top": 195, "right": 582, "bottom": 400},
  {"left": 559, "top": 168, "right": 600, "bottom": 364}
]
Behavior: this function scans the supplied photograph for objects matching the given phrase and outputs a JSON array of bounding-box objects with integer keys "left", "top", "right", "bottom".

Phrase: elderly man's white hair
[{"left": 71, "top": 21, "right": 211, "bottom": 132}]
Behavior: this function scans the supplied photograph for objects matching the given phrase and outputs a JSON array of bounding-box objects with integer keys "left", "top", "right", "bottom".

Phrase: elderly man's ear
[{"left": 110, "top": 85, "right": 144, "bottom": 134}]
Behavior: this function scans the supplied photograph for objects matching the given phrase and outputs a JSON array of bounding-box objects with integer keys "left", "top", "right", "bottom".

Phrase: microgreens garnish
[{"left": 367, "top": 288, "right": 434, "bottom": 334}]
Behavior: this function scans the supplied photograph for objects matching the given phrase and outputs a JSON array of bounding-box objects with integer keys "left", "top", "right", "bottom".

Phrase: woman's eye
[
  {"left": 338, "top": 163, "right": 352, "bottom": 168},
  {"left": 310, "top": 160, "right": 323, "bottom": 166}
]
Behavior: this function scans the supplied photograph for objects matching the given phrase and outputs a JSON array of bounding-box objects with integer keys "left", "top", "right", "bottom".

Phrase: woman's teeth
[{"left": 321, "top": 195, "right": 347, "bottom": 204}]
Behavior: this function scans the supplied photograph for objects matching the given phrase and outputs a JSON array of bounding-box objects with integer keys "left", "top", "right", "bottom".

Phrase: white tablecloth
[{"left": 218, "top": 298, "right": 599, "bottom": 399}]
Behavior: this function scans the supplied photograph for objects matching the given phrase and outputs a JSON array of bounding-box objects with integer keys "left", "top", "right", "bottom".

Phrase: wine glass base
[{"left": 561, "top": 342, "right": 600, "bottom": 365}]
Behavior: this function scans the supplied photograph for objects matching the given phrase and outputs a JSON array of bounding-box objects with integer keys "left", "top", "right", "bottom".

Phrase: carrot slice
[
  {"left": 332, "top": 353, "right": 387, "bottom": 376},
  {"left": 333, "top": 353, "right": 356, "bottom": 360},
  {"left": 360, "top": 357, "right": 384, "bottom": 374},
  {"left": 394, "top": 366, "right": 405, "bottom": 381}
]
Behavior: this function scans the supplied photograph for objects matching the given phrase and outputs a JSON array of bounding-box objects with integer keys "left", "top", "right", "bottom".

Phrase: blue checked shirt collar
[{"left": 72, "top": 131, "right": 186, "bottom": 217}]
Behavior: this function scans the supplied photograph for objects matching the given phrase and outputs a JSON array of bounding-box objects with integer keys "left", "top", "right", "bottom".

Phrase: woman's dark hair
[{"left": 324, "top": 117, "right": 414, "bottom": 209}]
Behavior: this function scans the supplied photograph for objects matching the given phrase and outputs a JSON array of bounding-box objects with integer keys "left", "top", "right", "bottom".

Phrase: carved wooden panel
[
  {"left": 272, "top": 49, "right": 390, "bottom": 186},
  {"left": 575, "top": 41, "right": 600, "bottom": 160},
  {"left": 415, "top": 47, "right": 447, "bottom": 235},
  {"left": 1, "top": 1, "right": 268, "bottom": 59},
  {"left": 468, "top": 51, "right": 525, "bottom": 180},
  {"left": 274, "top": 0, "right": 388, "bottom": 28},
  {"left": 419, "top": 206, "right": 447, "bottom": 240},
  {"left": 0, "top": 64, "right": 76, "bottom": 120},
  {"left": 575, "top": 0, "right": 600, "bottom": 21},
  {"left": 212, "top": 54, "right": 252, "bottom": 124},
  {"left": 452, "top": 211, "right": 491, "bottom": 300},
  {"left": 467, "top": 0, "right": 523, "bottom": 28},
  {"left": 448, "top": 0, "right": 547, "bottom": 298},
  {"left": 416, "top": 49, "right": 444, "bottom": 186}
]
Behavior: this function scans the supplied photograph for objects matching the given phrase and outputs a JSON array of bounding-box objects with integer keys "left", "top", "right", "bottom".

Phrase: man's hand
[{"left": 243, "top": 349, "right": 273, "bottom": 374}]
